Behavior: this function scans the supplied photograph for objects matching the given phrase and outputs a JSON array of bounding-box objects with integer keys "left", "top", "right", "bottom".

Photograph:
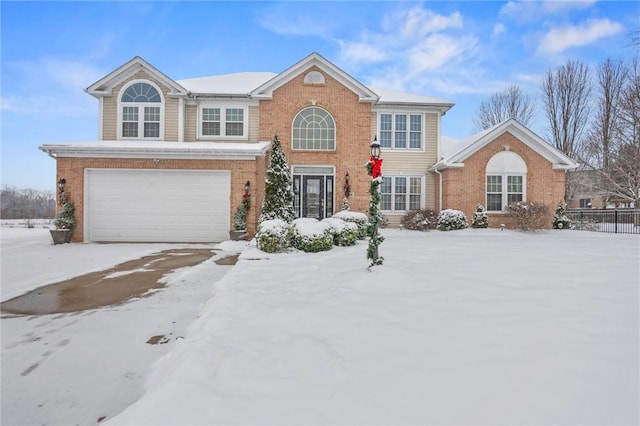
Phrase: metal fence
[{"left": 567, "top": 209, "right": 640, "bottom": 234}]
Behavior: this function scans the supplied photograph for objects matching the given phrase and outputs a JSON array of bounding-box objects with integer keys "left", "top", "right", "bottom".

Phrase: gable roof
[
  {"left": 370, "top": 86, "right": 454, "bottom": 111},
  {"left": 432, "top": 118, "right": 578, "bottom": 171},
  {"left": 85, "top": 56, "right": 188, "bottom": 98},
  {"left": 177, "top": 72, "right": 276, "bottom": 96},
  {"left": 250, "top": 52, "right": 379, "bottom": 103}
]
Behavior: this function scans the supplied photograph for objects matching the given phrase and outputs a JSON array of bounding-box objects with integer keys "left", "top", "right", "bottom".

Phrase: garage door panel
[{"left": 86, "top": 169, "right": 230, "bottom": 242}]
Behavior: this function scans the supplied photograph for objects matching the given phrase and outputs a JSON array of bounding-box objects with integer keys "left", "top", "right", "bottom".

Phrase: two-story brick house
[{"left": 40, "top": 52, "right": 576, "bottom": 242}]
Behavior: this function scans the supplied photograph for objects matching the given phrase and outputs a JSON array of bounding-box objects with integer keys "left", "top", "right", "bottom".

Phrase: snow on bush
[
  {"left": 437, "top": 209, "right": 468, "bottom": 231},
  {"left": 471, "top": 204, "right": 489, "bottom": 228},
  {"left": 506, "top": 202, "right": 549, "bottom": 231},
  {"left": 322, "top": 218, "right": 359, "bottom": 246},
  {"left": 256, "top": 219, "right": 290, "bottom": 253},
  {"left": 401, "top": 209, "right": 437, "bottom": 231},
  {"left": 552, "top": 201, "right": 570, "bottom": 230},
  {"left": 290, "top": 218, "right": 334, "bottom": 253},
  {"left": 332, "top": 211, "right": 368, "bottom": 239}
]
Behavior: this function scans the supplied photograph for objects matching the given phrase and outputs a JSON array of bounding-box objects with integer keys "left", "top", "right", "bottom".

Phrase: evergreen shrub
[
  {"left": 471, "top": 204, "right": 489, "bottom": 228},
  {"left": 332, "top": 211, "right": 368, "bottom": 239},
  {"left": 401, "top": 209, "right": 437, "bottom": 231},
  {"left": 233, "top": 205, "right": 247, "bottom": 230},
  {"left": 436, "top": 209, "right": 468, "bottom": 231},
  {"left": 256, "top": 219, "right": 290, "bottom": 253},
  {"left": 53, "top": 201, "right": 76, "bottom": 230},
  {"left": 506, "top": 202, "right": 549, "bottom": 231},
  {"left": 290, "top": 218, "right": 333, "bottom": 253},
  {"left": 322, "top": 218, "right": 359, "bottom": 246},
  {"left": 552, "top": 201, "right": 570, "bottom": 229}
]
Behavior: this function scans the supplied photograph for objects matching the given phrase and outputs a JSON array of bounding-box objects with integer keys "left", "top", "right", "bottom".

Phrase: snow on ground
[
  {"left": 1, "top": 227, "right": 249, "bottom": 426},
  {"left": 110, "top": 228, "right": 639, "bottom": 426},
  {"left": 2, "top": 227, "right": 639, "bottom": 425}
]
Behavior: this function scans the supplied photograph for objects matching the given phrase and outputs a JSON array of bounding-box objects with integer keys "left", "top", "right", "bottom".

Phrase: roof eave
[{"left": 39, "top": 142, "right": 271, "bottom": 161}]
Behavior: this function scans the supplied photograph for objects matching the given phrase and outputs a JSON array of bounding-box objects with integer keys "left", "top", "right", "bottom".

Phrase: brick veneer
[
  {"left": 258, "top": 66, "right": 373, "bottom": 214},
  {"left": 439, "top": 131, "right": 567, "bottom": 229},
  {"left": 56, "top": 157, "right": 265, "bottom": 242}
]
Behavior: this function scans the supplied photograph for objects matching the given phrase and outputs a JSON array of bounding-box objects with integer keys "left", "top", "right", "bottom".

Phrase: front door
[
  {"left": 293, "top": 168, "right": 334, "bottom": 220},
  {"left": 303, "top": 176, "right": 324, "bottom": 219}
]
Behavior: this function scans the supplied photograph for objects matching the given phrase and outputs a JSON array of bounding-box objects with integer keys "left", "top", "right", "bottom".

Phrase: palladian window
[
  {"left": 292, "top": 107, "right": 335, "bottom": 150},
  {"left": 486, "top": 151, "right": 527, "bottom": 211},
  {"left": 119, "top": 81, "right": 163, "bottom": 139}
]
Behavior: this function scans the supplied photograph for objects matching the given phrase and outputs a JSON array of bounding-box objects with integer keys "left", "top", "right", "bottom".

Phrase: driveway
[{"left": 1, "top": 227, "right": 248, "bottom": 426}]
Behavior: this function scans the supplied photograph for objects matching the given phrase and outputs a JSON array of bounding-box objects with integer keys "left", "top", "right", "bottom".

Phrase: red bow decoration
[{"left": 369, "top": 156, "right": 383, "bottom": 179}]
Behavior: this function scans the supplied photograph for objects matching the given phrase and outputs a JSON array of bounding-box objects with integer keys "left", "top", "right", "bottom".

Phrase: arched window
[
  {"left": 119, "top": 81, "right": 163, "bottom": 139},
  {"left": 486, "top": 151, "right": 527, "bottom": 211},
  {"left": 292, "top": 107, "right": 335, "bottom": 150}
]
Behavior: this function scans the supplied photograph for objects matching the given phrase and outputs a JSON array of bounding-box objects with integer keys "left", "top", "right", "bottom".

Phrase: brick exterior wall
[
  {"left": 439, "top": 131, "right": 567, "bottom": 229},
  {"left": 56, "top": 157, "right": 265, "bottom": 242},
  {"left": 258, "top": 66, "right": 373, "bottom": 214}
]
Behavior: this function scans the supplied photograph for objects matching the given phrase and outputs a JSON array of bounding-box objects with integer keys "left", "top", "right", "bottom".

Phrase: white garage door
[{"left": 86, "top": 169, "right": 230, "bottom": 242}]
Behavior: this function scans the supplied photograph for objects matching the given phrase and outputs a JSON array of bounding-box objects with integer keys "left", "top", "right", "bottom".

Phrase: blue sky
[{"left": 1, "top": 1, "right": 638, "bottom": 191}]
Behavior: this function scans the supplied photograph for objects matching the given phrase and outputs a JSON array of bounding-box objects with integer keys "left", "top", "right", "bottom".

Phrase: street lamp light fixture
[{"left": 370, "top": 136, "right": 381, "bottom": 159}]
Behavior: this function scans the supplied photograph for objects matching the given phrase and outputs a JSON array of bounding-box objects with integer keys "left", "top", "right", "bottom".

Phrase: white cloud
[
  {"left": 500, "top": 0, "right": 596, "bottom": 22},
  {"left": 1, "top": 58, "right": 103, "bottom": 116},
  {"left": 408, "top": 34, "right": 478, "bottom": 73},
  {"left": 336, "top": 4, "right": 480, "bottom": 95},
  {"left": 337, "top": 41, "right": 389, "bottom": 64},
  {"left": 397, "top": 6, "right": 463, "bottom": 37},
  {"left": 537, "top": 18, "right": 624, "bottom": 54},
  {"left": 492, "top": 23, "right": 506, "bottom": 38}
]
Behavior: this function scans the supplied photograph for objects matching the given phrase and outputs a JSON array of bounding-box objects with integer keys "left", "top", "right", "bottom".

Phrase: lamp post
[{"left": 366, "top": 137, "right": 384, "bottom": 268}]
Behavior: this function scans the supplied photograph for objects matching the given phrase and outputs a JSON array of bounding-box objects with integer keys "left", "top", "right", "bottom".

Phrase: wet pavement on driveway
[{"left": 1, "top": 248, "right": 223, "bottom": 315}]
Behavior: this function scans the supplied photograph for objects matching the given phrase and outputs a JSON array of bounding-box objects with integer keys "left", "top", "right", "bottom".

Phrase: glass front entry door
[{"left": 293, "top": 168, "right": 334, "bottom": 220}]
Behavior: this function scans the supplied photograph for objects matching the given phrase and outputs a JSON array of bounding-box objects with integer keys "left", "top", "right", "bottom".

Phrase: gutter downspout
[{"left": 434, "top": 167, "right": 443, "bottom": 212}]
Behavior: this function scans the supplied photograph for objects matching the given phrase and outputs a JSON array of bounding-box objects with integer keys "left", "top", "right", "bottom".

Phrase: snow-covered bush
[
  {"left": 256, "top": 219, "right": 290, "bottom": 253},
  {"left": 290, "top": 218, "right": 334, "bottom": 253},
  {"left": 322, "top": 218, "right": 359, "bottom": 246},
  {"left": 259, "top": 135, "right": 295, "bottom": 223},
  {"left": 401, "top": 209, "right": 437, "bottom": 231},
  {"left": 53, "top": 201, "right": 76, "bottom": 230},
  {"left": 436, "top": 209, "right": 468, "bottom": 231},
  {"left": 332, "top": 210, "right": 368, "bottom": 239},
  {"left": 506, "top": 202, "right": 549, "bottom": 231},
  {"left": 471, "top": 204, "right": 489, "bottom": 228},
  {"left": 233, "top": 204, "right": 247, "bottom": 230},
  {"left": 552, "top": 201, "right": 570, "bottom": 229}
]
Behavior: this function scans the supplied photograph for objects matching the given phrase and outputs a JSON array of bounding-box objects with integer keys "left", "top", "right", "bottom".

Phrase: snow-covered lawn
[{"left": 2, "top": 227, "right": 639, "bottom": 425}]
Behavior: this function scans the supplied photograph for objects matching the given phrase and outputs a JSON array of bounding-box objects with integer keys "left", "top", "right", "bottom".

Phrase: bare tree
[
  {"left": 473, "top": 85, "right": 536, "bottom": 131},
  {"left": 580, "top": 58, "right": 628, "bottom": 205},
  {"left": 609, "top": 56, "right": 640, "bottom": 207},
  {"left": 541, "top": 60, "right": 592, "bottom": 159},
  {"left": 0, "top": 186, "right": 56, "bottom": 219}
]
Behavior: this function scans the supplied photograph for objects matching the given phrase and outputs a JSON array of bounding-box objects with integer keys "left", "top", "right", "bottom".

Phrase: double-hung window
[
  {"left": 485, "top": 151, "right": 527, "bottom": 211},
  {"left": 379, "top": 113, "right": 422, "bottom": 150},
  {"left": 119, "top": 81, "right": 163, "bottom": 139},
  {"left": 381, "top": 176, "right": 423, "bottom": 211},
  {"left": 199, "top": 105, "right": 247, "bottom": 139}
]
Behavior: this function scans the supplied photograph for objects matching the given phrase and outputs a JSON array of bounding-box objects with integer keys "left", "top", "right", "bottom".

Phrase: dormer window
[{"left": 118, "top": 81, "right": 163, "bottom": 140}]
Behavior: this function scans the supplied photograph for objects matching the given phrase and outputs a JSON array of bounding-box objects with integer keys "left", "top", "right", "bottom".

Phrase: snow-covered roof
[
  {"left": 39, "top": 141, "right": 271, "bottom": 160},
  {"left": 86, "top": 56, "right": 188, "bottom": 97},
  {"left": 250, "top": 52, "right": 379, "bottom": 103},
  {"left": 370, "top": 86, "right": 454, "bottom": 109},
  {"left": 433, "top": 119, "right": 578, "bottom": 171},
  {"left": 177, "top": 72, "right": 277, "bottom": 96}
]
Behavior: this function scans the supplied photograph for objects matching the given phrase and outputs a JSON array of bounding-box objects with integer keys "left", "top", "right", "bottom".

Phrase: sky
[{"left": 1, "top": 1, "right": 638, "bottom": 191}]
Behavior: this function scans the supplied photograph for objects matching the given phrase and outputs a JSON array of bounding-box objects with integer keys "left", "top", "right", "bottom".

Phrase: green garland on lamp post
[{"left": 366, "top": 137, "right": 384, "bottom": 269}]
